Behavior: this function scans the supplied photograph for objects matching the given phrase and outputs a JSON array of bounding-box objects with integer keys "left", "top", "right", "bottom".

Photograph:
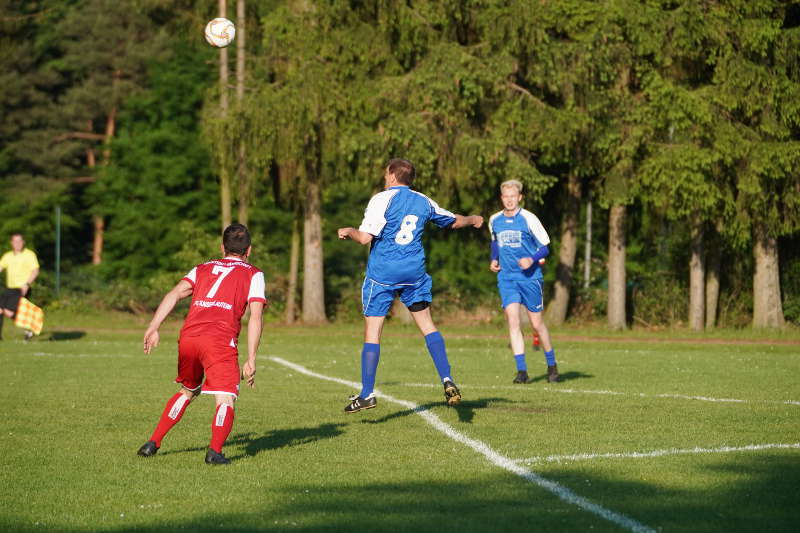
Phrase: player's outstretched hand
[
  {"left": 143, "top": 328, "right": 160, "bottom": 354},
  {"left": 242, "top": 360, "right": 256, "bottom": 388},
  {"left": 337, "top": 227, "right": 353, "bottom": 240},
  {"left": 471, "top": 215, "right": 484, "bottom": 229},
  {"left": 490, "top": 260, "right": 501, "bottom": 272}
]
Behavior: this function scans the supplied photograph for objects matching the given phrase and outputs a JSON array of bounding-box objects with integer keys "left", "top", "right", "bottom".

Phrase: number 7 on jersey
[{"left": 206, "top": 265, "right": 234, "bottom": 298}]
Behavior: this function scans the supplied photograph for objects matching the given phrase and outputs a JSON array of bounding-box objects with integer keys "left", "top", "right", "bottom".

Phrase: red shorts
[{"left": 176, "top": 335, "right": 240, "bottom": 397}]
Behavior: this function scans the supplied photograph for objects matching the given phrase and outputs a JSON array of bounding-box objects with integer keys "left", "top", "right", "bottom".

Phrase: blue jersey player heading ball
[
  {"left": 489, "top": 180, "right": 560, "bottom": 384},
  {"left": 337, "top": 158, "right": 484, "bottom": 413}
]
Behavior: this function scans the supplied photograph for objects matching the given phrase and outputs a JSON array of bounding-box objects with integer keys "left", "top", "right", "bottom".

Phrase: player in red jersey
[{"left": 137, "top": 224, "right": 266, "bottom": 465}]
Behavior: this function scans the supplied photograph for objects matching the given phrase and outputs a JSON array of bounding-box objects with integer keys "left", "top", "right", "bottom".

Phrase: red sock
[
  {"left": 150, "top": 392, "right": 192, "bottom": 447},
  {"left": 210, "top": 403, "right": 235, "bottom": 453}
]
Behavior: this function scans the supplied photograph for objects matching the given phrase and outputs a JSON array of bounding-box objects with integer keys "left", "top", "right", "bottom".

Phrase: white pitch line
[
  {"left": 395, "top": 382, "right": 799, "bottom": 407},
  {"left": 514, "top": 443, "right": 800, "bottom": 465},
  {"left": 268, "top": 356, "right": 655, "bottom": 533}
]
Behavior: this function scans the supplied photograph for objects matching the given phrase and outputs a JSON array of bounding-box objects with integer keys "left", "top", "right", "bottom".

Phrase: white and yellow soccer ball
[{"left": 204, "top": 18, "right": 236, "bottom": 48}]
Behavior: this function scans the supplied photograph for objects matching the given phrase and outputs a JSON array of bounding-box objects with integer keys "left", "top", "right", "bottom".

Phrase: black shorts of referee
[{"left": 0, "top": 287, "right": 28, "bottom": 317}]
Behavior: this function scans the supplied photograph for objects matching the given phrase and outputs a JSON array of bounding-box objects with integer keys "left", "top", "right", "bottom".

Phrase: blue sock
[
  {"left": 424, "top": 331, "right": 452, "bottom": 382},
  {"left": 360, "top": 343, "right": 380, "bottom": 398},
  {"left": 544, "top": 349, "right": 556, "bottom": 366},
  {"left": 514, "top": 353, "right": 527, "bottom": 371}
]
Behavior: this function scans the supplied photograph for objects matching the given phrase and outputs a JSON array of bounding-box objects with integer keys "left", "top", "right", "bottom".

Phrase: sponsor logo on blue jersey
[{"left": 489, "top": 209, "right": 550, "bottom": 282}]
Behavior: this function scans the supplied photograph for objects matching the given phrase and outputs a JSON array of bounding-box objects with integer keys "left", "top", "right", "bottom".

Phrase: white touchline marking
[
  {"left": 514, "top": 443, "right": 800, "bottom": 465},
  {"left": 396, "top": 382, "right": 799, "bottom": 406},
  {"left": 268, "top": 356, "right": 655, "bottom": 533}
]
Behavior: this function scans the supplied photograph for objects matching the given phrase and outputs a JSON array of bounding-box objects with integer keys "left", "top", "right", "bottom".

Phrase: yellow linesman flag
[{"left": 14, "top": 297, "right": 44, "bottom": 335}]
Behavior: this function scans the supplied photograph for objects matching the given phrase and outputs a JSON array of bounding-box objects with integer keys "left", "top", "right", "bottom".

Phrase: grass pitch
[{"left": 1, "top": 314, "right": 798, "bottom": 532}]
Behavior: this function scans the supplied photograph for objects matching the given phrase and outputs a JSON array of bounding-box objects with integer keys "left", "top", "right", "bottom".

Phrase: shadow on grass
[
  {"left": 47, "top": 330, "right": 87, "bottom": 341},
  {"left": 363, "top": 397, "right": 514, "bottom": 424},
  {"left": 528, "top": 370, "right": 594, "bottom": 384},
  {"left": 18, "top": 452, "right": 798, "bottom": 532},
  {"left": 234, "top": 422, "right": 347, "bottom": 460},
  {"left": 158, "top": 423, "right": 348, "bottom": 462}
]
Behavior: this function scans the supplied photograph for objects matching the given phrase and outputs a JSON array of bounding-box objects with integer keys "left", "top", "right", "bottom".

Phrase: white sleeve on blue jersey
[
  {"left": 358, "top": 189, "right": 399, "bottom": 236},
  {"left": 521, "top": 209, "right": 550, "bottom": 246},
  {"left": 424, "top": 195, "right": 457, "bottom": 228},
  {"left": 488, "top": 211, "right": 503, "bottom": 241}
]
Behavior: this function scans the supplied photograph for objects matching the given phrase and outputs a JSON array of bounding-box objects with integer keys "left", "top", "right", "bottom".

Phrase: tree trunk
[
  {"left": 546, "top": 172, "right": 580, "bottom": 325},
  {"left": 752, "top": 222, "right": 784, "bottom": 328},
  {"left": 583, "top": 192, "right": 592, "bottom": 290},
  {"left": 90, "top": 99, "right": 117, "bottom": 267},
  {"left": 92, "top": 215, "right": 104, "bottom": 265},
  {"left": 705, "top": 233, "right": 720, "bottom": 329},
  {"left": 235, "top": 0, "right": 248, "bottom": 225},
  {"left": 236, "top": 0, "right": 245, "bottom": 102},
  {"left": 237, "top": 146, "right": 248, "bottom": 224},
  {"left": 218, "top": 0, "right": 231, "bottom": 229},
  {"left": 607, "top": 204, "right": 627, "bottom": 330},
  {"left": 688, "top": 212, "right": 705, "bottom": 331},
  {"left": 302, "top": 176, "right": 326, "bottom": 323},
  {"left": 286, "top": 215, "right": 300, "bottom": 324},
  {"left": 101, "top": 103, "right": 117, "bottom": 163}
]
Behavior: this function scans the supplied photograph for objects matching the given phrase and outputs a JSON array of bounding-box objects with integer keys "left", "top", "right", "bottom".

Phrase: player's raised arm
[
  {"left": 242, "top": 300, "right": 264, "bottom": 388},
  {"left": 450, "top": 214, "right": 484, "bottom": 229},
  {"left": 143, "top": 279, "right": 193, "bottom": 354},
  {"left": 337, "top": 227, "right": 374, "bottom": 245}
]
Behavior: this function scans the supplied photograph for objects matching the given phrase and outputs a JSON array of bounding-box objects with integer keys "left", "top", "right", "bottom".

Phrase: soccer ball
[{"left": 204, "top": 18, "right": 236, "bottom": 48}]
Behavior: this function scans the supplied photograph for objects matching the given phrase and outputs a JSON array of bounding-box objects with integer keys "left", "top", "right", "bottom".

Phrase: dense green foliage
[{"left": 1, "top": 0, "right": 798, "bottom": 326}]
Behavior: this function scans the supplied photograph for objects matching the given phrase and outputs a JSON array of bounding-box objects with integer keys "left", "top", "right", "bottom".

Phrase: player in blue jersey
[
  {"left": 489, "top": 179, "right": 560, "bottom": 384},
  {"left": 337, "top": 158, "right": 484, "bottom": 413}
]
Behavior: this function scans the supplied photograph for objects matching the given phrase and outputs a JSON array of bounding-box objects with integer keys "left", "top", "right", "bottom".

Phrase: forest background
[{"left": 1, "top": 0, "right": 798, "bottom": 330}]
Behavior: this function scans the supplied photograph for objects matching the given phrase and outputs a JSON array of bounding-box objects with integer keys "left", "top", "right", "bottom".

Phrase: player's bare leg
[
  {"left": 410, "top": 306, "right": 461, "bottom": 406},
  {"left": 345, "top": 316, "right": 385, "bottom": 413},
  {"left": 505, "top": 303, "right": 531, "bottom": 383},
  {"left": 138, "top": 387, "right": 199, "bottom": 457},
  {"left": 206, "top": 394, "right": 236, "bottom": 465},
  {"left": 505, "top": 303, "right": 526, "bottom": 353},
  {"left": 0, "top": 307, "right": 7, "bottom": 341},
  {"left": 363, "top": 315, "right": 385, "bottom": 344},
  {"left": 527, "top": 309, "right": 559, "bottom": 382}
]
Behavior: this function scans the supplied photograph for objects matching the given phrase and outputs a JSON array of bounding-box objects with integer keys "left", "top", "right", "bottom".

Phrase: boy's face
[{"left": 500, "top": 187, "right": 522, "bottom": 212}]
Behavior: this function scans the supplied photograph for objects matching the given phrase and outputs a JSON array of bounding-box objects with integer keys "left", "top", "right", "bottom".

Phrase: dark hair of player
[
  {"left": 387, "top": 158, "right": 416, "bottom": 186},
  {"left": 223, "top": 223, "right": 251, "bottom": 256}
]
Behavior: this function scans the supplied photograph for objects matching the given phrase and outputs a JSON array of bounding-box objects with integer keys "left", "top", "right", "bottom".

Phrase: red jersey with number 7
[{"left": 179, "top": 257, "right": 267, "bottom": 343}]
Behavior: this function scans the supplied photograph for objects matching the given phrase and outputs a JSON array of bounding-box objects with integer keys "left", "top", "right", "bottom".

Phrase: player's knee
[
  {"left": 505, "top": 312, "right": 521, "bottom": 328},
  {"left": 216, "top": 394, "right": 236, "bottom": 407},
  {"left": 180, "top": 387, "right": 200, "bottom": 401},
  {"left": 407, "top": 301, "right": 430, "bottom": 312}
]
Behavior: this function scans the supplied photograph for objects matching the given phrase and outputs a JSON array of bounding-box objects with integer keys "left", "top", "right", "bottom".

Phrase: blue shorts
[
  {"left": 498, "top": 278, "right": 544, "bottom": 313},
  {"left": 362, "top": 274, "right": 432, "bottom": 317}
]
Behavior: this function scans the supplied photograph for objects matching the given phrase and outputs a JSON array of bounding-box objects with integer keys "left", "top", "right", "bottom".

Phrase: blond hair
[{"left": 500, "top": 179, "right": 523, "bottom": 194}]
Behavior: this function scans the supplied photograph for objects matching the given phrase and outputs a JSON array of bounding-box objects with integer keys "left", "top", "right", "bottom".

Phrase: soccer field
[{"left": 1, "top": 319, "right": 798, "bottom": 532}]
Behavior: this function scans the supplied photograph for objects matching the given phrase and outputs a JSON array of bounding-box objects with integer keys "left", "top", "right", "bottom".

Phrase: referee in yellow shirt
[{"left": 0, "top": 233, "right": 40, "bottom": 340}]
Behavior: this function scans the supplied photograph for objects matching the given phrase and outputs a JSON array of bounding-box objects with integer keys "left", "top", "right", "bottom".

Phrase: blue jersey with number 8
[{"left": 358, "top": 185, "right": 456, "bottom": 285}]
